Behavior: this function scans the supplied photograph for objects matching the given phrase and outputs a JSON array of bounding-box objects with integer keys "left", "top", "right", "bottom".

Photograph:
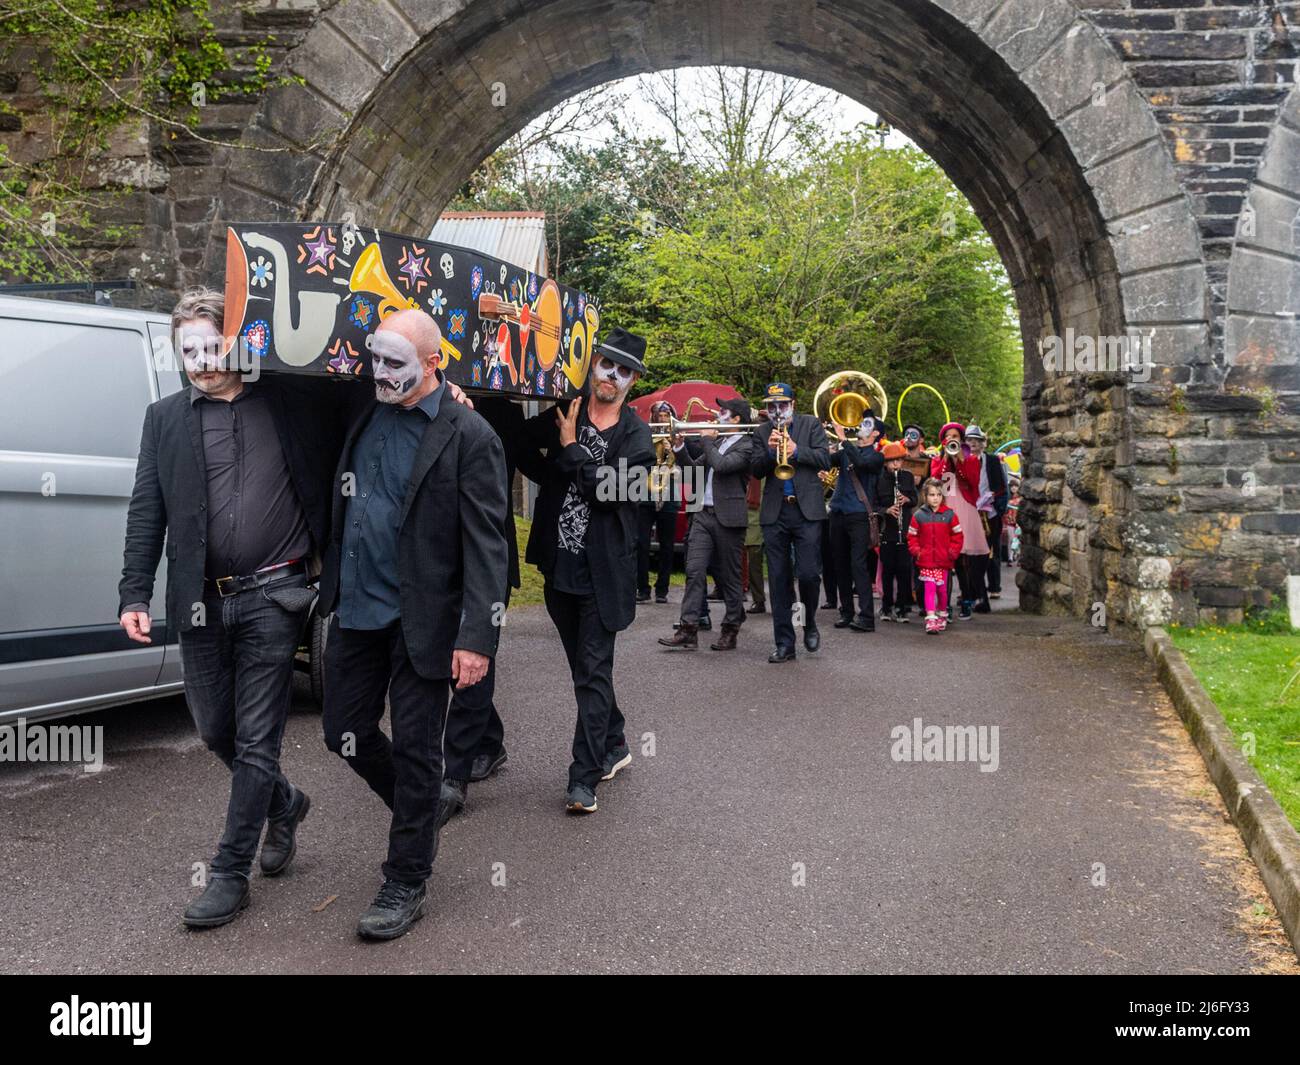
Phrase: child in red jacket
[{"left": 908, "top": 478, "right": 964, "bottom": 634}]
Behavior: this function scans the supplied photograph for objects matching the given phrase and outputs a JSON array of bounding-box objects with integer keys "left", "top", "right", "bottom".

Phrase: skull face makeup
[
  {"left": 369, "top": 328, "right": 426, "bottom": 404},
  {"left": 764, "top": 398, "right": 793, "bottom": 425},
  {"left": 591, "top": 354, "right": 635, "bottom": 403},
  {"left": 180, "top": 318, "right": 240, "bottom": 397}
]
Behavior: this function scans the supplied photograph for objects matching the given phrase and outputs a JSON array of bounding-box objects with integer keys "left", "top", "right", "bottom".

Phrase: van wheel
[{"left": 309, "top": 611, "right": 328, "bottom": 708}]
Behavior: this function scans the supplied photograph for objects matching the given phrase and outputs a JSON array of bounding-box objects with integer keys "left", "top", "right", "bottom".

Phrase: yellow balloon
[{"left": 895, "top": 383, "right": 950, "bottom": 434}]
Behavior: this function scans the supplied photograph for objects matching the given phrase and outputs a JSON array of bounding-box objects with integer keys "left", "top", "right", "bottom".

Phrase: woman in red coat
[
  {"left": 929, "top": 421, "right": 988, "bottom": 618},
  {"left": 908, "top": 478, "right": 964, "bottom": 634}
]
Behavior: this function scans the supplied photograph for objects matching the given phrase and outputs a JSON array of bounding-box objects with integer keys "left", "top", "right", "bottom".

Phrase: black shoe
[
  {"left": 768, "top": 646, "right": 797, "bottom": 663},
  {"left": 833, "top": 614, "right": 852, "bottom": 628},
  {"left": 260, "top": 787, "right": 310, "bottom": 877},
  {"left": 820, "top": 602, "right": 839, "bottom": 611},
  {"left": 636, "top": 591, "right": 650, "bottom": 603},
  {"left": 183, "top": 876, "right": 250, "bottom": 929},
  {"left": 601, "top": 744, "right": 632, "bottom": 781},
  {"left": 436, "top": 778, "right": 466, "bottom": 830},
  {"left": 849, "top": 615, "right": 875, "bottom": 633},
  {"left": 470, "top": 747, "right": 507, "bottom": 782},
  {"left": 896, "top": 609, "right": 910, "bottom": 624},
  {"left": 747, "top": 604, "right": 766, "bottom": 614},
  {"left": 357, "top": 879, "right": 426, "bottom": 941},
  {"left": 655, "top": 593, "right": 668, "bottom": 604},
  {"left": 973, "top": 599, "right": 991, "bottom": 614},
  {"left": 958, "top": 602, "right": 972, "bottom": 619},
  {"left": 565, "top": 782, "right": 598, "bottom": 813},
  {"left": 803, "top": 626, "right": 820, "bottom": 652}
]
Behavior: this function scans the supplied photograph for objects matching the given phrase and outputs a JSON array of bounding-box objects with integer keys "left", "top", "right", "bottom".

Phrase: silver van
[{"left": 0, "top": 295, "right": 188, "bottom": 724}]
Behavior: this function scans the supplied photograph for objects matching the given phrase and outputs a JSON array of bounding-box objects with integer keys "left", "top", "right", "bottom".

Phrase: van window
[{"left": 0, "top": 318, "right": 153, "bottom": 457}]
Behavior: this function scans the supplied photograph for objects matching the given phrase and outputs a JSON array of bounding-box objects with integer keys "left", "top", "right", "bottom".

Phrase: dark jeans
[
  {"left": 829, "top": 510, "right": 875, "bottom": 622},
  {"left": 681, "top": 508, "right": 746, "bottom": 627},
  {"left": 879, "top": 541, "right": 914, "bottom": 612},
  {"left": 321, "top": 619, "right": 450, "bottom": 886},
  {"left": 637, "top": 503, "right": 677, "bottom": 597},
  {"left": 820, "top": 518, "right": 837, "bottom": 607},
  {"left": 179, "top": 574, "right": 308, "bottom": 879},
  {"left": 762, "top": 502, "right": 823, "bottom": 652},
  {"left": 544, "top": 585, "right": 626, "bottom": 789},
  {"left": 443, "top": 657, "right": 505, "bottom": 784},
  {"left": 986, "top": 515, "right": 1004, "bottom": 592},
  {"left": 955, "top": 553, "right": 987, "bottom": 606}
]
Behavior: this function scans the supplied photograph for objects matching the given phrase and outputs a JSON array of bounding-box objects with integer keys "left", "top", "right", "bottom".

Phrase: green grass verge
[{"left": 1169, "top": 609, "right": 1300, "bottom": 831}]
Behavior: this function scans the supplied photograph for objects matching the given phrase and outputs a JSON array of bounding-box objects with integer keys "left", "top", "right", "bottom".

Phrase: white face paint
[
  {"left": 765, "top": 399, "right": 793, "bottom": 425},
  {"left": 369, "top": 329, "right": 425, "bottom": 404},
  {"left": 180, "top": 319, "right": 238, "bottom": 395},
  {"left": 592, "top": 355, "right": 634, "bottom": 403}
]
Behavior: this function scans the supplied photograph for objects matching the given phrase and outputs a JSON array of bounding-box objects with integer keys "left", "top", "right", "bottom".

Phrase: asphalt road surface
[{"left": 3, "top": 578, "right": 1296, "bottom": 974}]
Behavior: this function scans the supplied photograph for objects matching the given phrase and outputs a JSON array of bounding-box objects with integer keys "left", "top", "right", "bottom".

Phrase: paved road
[{"left": 2, "top": 579, "right": 1295, "bottom": 974}]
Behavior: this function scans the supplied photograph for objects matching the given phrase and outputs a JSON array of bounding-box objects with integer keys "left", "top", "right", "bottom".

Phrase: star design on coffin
[
  {"left": 397, "top": 245, "right": 430, "bottom": 293},
  {"left": 326, "top": 337, "right": 361, "bottom": 375},
  {"left": 296, "top": 226, "right": 336, "bottom": 276}
]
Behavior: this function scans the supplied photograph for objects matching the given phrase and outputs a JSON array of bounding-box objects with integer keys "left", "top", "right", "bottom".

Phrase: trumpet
[
  {"left": 772, "top": 421, "right": 795, "bottom": 481},
  {"left": 944, "top": 439, "right": 962, "bottom": 458}
]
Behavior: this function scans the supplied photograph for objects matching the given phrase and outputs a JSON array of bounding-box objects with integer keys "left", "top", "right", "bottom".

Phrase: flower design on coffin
[
  {"left": 242, "top": 319, "right": 270, "bottom": 359},
  {"left": 428, "top": 288, "right": 446, "bottom": 316},
  {"left": 447, "top": 308, "right": 468, "bottom": 341},
  {"left": 348, "top": 295, "right": 376, "bottom": 331},
  {"left": 397, "top": 244, "right": 430, "bottom": 294},
  {"left": 326, "top": 337, "right": 362, "bottom": 375},
  {"left": 250, "top": 257, "right": 273, "bottom": 288}
]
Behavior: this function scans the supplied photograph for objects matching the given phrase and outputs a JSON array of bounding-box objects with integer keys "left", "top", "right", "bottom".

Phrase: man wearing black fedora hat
[{"left": 515, "top": 326, "right": 655, "bottom": 814}]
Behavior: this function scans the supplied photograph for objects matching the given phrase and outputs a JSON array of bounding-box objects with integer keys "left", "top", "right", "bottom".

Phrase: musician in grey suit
[{"left": 658, "top": 397, "right": 754, "bottom": 652}]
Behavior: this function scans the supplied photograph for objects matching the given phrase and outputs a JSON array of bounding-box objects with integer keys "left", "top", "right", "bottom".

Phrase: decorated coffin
[{"left": 221, "top": 223, "right": 598, "bottom": 397}]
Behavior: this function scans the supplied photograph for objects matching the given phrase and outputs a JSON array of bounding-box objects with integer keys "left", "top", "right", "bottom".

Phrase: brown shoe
[
  {"left": 658, "top": 623, "right": 698, "bottom": 650},
  {"left": 710, "top": 623, "right": 739, "bottom": 651}
]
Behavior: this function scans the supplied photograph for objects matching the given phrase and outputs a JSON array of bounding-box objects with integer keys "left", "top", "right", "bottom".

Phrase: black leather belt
[{"left": 208, "top": 560, "right": 306, "bottom": 599}]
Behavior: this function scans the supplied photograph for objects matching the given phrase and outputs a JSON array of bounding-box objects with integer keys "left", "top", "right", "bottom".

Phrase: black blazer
[
  {"left": 519, "top": 399, "right": 655, "bottom": 633},
  {"left": 676, "top": 434, "right": 754, "bottom": 529},
  {"left": 118, "top": 376, "right": 349, "bottom": 633},
  {"left": 751, "top": 414, "right": 832, "bottom": 523},
  {"left": 872, "top": 466, "right": 918, "bottom": 544},
  {"left": 983, "top": 452, "right": 1009, "bottom": 516},
  {"left": 317, "top": 396, "right": 510, "bottom": 680}
]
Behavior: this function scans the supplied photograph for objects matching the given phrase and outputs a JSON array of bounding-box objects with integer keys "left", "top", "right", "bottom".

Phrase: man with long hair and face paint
[
  {"left": 119, "top": 288, "right": 345, "bottom": 930},
  {"left": 316, "top": 308, "right": 510, "bottom": 941},
  {"left": 510, "top": 326, "right": 655, "bottom": 814}
]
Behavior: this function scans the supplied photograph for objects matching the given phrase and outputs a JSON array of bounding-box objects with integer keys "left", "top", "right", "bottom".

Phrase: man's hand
[
  {"left": 557, "top": 397, "right": 581, "bottom": 447},
  {"left": 451, "top": 649, "right": 489, "bottom": 690},
  {"left": 888, "top": 504, "right": 901, "bottom": 519},
  {"left": 447, "top": 381, "right": 475, "bottom": 409},
  {"left": 120, "top": 610, "right": 152, "bottom": 645},
  {"left": 833, "top": 423, "right": 847, "bottom": 442}
]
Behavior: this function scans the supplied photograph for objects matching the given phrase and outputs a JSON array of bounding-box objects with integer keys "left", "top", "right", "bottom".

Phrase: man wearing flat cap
[
  {"left": 515, "top": 326, "right": 655, "bottom": 814},
  {"left": 658, "top": 396, "right": 754, "bottom": 652}
]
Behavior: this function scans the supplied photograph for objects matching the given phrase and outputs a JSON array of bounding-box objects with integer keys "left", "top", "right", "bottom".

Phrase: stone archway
[{"left": 181, "top": 0, "right": 1297, "bottom": 628}]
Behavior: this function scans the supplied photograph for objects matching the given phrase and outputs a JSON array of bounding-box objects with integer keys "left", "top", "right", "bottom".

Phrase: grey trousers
[{"left": 680, "top": 508, "right": 746, "bottom": 627}]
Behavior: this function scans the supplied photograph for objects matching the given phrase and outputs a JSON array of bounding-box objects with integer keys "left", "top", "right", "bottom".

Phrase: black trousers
[
  {"left": 322, "top": 619, "right": 449, "bottom": 886},
  {"left": 681, "top": 508, "right": 746, "bottom": 627},
  {"left": 954, "top": 553, "right": 987, "bottom": 606},
  {"left": 879, "top": 540, "right": 914, "bottom": 612},
  {"left": 443, "top": 657, "right": 505, "bottom": 784},
  {"left": 762, "top": 501, "right": 823, "bottom": 652},
  {"left": 637, "top": 504, "right": 677, "bottom": 597},
  {"left": 829, "top": 510, "right": 876, "bottom": 622},
  {"left": 986, "top": 515, "right": 1004, "bottom": 592},
  {"left": 820, "top": 519, "right": 837, "bottom": 607},
  {"left": 543, "top": 585, "right": 627, "bottom": 789}
]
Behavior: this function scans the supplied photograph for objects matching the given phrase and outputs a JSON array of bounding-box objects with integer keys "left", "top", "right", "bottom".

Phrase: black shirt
[
  {"left": 193, "top": 384, "right": 310, "bottom": 579},
  {"left": 552, "top": 416, "right": 610, "bottom": 595}
]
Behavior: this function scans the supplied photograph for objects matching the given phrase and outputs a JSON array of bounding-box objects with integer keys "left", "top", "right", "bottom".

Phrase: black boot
[
  {"left": 260, "top": 786, "right": 310, "bottom": 877},
  {"left": 437, "top": 778, "right": 466, "bottom": 829},
  {"left": 183, "top": 876, "right": 250, "bottom": 929},
  {"left": 357, "top": 879, "right": 426, "bottom": 941}
]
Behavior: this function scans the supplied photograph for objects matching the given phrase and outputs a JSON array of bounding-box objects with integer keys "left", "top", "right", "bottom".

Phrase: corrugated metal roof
[{"left": 428, "top": 211, "right": 549, "bottom": 276}]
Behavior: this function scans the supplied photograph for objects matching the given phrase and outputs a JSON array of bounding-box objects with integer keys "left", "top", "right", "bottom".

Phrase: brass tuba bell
[{"left": 813, "top": 370, "right": 889, "bottom": 429}]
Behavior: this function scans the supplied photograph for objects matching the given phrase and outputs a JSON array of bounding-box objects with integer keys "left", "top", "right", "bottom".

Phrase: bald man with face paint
[{"left": 316, "top": 308, "right": 510, "bottom": 941}]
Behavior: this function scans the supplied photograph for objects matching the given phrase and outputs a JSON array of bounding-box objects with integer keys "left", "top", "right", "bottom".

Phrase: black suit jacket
[
  {"left": 519, "top": 399, "right": 655, "bottom": 633},
  {"left": 118, "top": 376, "right": 349, "bottom": 633},
  {"left": 983, "top": 452, "right": 1009, "bottom": 516},
  {"left": 676, "top": 433, "right": 754, "bottom": 529},
  {"left": 317, "top": 395, "right": 510, "bottom": 679},
  {"left": 751, "top": 414, "right": 831, "bottom": 523}
]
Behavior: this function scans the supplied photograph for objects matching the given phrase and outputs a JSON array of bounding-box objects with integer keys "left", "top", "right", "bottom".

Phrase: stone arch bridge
[{"left": 4, "top": 0, "right": 1298, "bottom": 628}]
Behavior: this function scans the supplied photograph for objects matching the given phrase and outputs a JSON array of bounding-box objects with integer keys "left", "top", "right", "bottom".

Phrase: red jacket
[
  {"left": 930, "top": 450, "right": 981, "bottom": 506},
  {"left": 908, "top": 503, "right": 964, "bottom": 569}
]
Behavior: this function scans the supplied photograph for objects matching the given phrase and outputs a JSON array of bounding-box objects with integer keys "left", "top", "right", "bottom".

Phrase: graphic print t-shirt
[{"left": 552, "top": 418, "right": 610, "bottom": 595}]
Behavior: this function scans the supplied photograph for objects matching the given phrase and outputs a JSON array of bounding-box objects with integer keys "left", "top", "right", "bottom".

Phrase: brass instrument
[
  {"left": 648, "top": 417, "right": 762, "bottom": 440},
  {"left": 944, "top": 439, "right": 962, "bottom": 458},
  {"left": 649, "top": 436, "right": 675, "bottom": 494},
  {"left": 772, "top": 414, "right": 795, "bottom": 481},
  {"left": 813, "top": 370, "right": 889, "bottom": 430}
]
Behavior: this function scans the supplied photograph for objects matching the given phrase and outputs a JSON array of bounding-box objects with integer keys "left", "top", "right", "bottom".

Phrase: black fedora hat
[{"left": 596, "top": 326, "right": 648, "bottom": 374}]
